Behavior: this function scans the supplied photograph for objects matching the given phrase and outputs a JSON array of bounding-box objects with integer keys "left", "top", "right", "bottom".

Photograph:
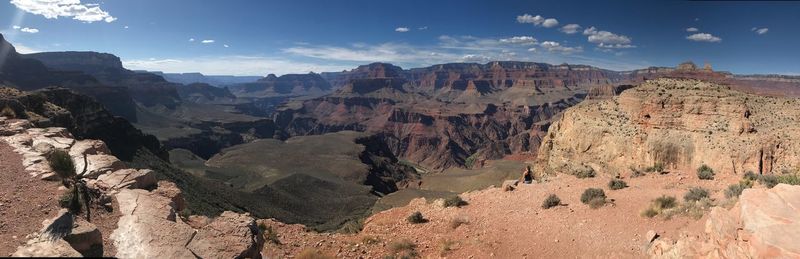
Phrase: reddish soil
[
  {"left": 0, "top": 141, "right": 61, "bottom": 256},
  {"left": 91, "top": 196, "right": 121, "bottom": 257},
  {"left": 261, "top": 168, "right": 741, "bottom": 258}
]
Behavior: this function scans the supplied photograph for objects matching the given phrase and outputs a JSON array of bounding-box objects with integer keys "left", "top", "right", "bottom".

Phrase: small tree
[
  {"left": 49, "top": 150, "right": 92, "bottom": 221},
  {"left": 697, "top": 164, "right": 715, "bottom": 180}
]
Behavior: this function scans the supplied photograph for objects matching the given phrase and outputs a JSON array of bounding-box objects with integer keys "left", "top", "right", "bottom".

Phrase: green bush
[
  {"left": 407, "top": 211, "right": 427, "bottom": 224},
  {"left": 697, "top": 164, "right": 715, "bottom": 180},
  {"left": 608, "top": 179, "right": 628, "bottom": 190},
  {"left": 683, "top": 187, "right": 709, "bottom": 202},
  {"left": 777, "top": 173, "right": 800, "bottom": 185},
  {"left": 443, "top": 196, "right": 468, "bottom": 208},
  {"left": 758, "top": 175, "right": 779, "bottom": 188},
  {"left": 725, "top": 183, "right": 749, "bottom": 199},
  {"left": 743, "top": 171, "right": 759, "bottom": 181},
  {"left": 47, "top": 149, "right": 76, "bottom": 178},
  {"left": 575, "top": 167, "right": 596, "bottom": 178},
  {"left": 541, "top": 194, "right": 561, "bottom": 209},
  {"left": 580, "top": 188, "right": 606, "bottom": 204}
]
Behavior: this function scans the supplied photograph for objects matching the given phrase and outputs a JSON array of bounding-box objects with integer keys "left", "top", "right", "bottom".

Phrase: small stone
[{"left": 645, "top": 230, "right": 659, "bottom": 243}]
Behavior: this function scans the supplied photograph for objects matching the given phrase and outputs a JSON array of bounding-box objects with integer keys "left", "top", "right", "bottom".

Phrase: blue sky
[{"left": 1, "top": 0, "right": 799, "bottom": 76}]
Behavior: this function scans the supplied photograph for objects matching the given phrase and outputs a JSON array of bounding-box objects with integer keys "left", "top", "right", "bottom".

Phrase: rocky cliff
[
  {"left": 228, "top": 72, "right": 332, "bottom": 98},
  {"left": 275, "top": 61, "right": 620, "bottom": 170},
  {"left": 537, "top": 78, "right": 800, "bottom": 177}
]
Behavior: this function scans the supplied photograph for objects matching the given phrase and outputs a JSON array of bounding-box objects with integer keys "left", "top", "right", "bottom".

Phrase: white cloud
[
  {"left": 587, "top": 30, "right": 632, "bottom": 45},
  {"left": 12, "top": 25, "right": 21, "bottom": 29},
  {"left": 10, "top": 0, "right": 116, "bottom": 23},
  {"left": 122, "top": 56, "right": 353, "bottom": 76},
  {"left": 542, "top": 18, "right": 559, "bottom": 28},
  {"left": 686, "top": 33, "right": 721, "bottom": 42},
  {"left": 686, "top": 27, "right": 698, "bottom": 32},
  {"left": 124, "top": 25, "right": 129, "bottom": 29},
  {"left": 597, "top": 43, "right": 635, "bottom": 49},
  {"left": 516, "top": 14, "right": 558, "bottom": 28},
  {"left": 189, "top": 38, "right": 195, "bottom": 42},
  {"left": 583, "top": 26, "right": 597, "bottom": 35},
  {"left": 499, "top": 36, "right": 538, "bottom": 45},
  {"left": 223, "top": 44, "right": 229, "bottom": 48},
  {"left": 560, "top": 24, "right": 581, "bottom": 34},
  {"left": 20, "top": 27, "right": 39, "bottom": 33},
  {"left": 418, "top": 26, "right": 428, "bottom": 30},
  {"left": 516, "top": 14, "right": 544, "bottom": 25},
  {"left": 201, "top": 39, "right": 214, "bottom": 44},
  {"left": 539, "top": 41, "right": 582, "bottom": 54},
  {"left": 754, "top": 28, "right": 768, "bottom": 35},
  {"left": 395, "top": 27, "right": 410, "bottom": 32}
]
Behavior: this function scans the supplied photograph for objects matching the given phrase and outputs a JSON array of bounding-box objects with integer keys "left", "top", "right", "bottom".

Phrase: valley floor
[{"left": 260, "top": 167, "right": 744, "bottom": 258}]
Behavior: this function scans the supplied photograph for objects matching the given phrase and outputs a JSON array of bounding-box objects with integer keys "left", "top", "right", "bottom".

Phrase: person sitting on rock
[{"left": 520, "top": 166, "right": 534, "bottom": 184}]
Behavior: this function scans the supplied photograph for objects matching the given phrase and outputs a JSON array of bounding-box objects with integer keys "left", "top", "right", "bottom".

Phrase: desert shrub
[
  {"left": 696, "top": 164, "right": 715, "bottom": 180},
  {"left": 388, "top": 239, "right": 417, "bottom": 258},
  {"left": 259, "top": 224, "right": 280, "bottom": 244},
  {"left": 440, "top": 239, "right": 456, "bottom": 256},
  {"left": 725, "top": 183, "right": 749, "bottom": 199},
  {"left": 743, "top": 171, "right": 759, "bottom": 181},
  {"left": 47, "top": 149, "right": 76, "bottom": 178},
  {"left": 449, "top": 216, "right": 469, "bottom": 229},
  {"left": 642, "top": 195, "right": 678, "bottom": 218},
  {"left": 295, "top": 248, "right": 334, "bottom": 259},
  {"left": 683, "top": 187, "right": 709, "bottom": 202},
  {"left": 407, "top": 211, "right": 427, "bottom": 224},
  {"left": 361, "top": 236, "right": 380, "bottom": 245},
  {"left": 645, "top": 162, "right": 665, "bottom": 173},
  {"left": 630, "top": 167, "right": 646, "bottom": 178},
  {"left": 541, "top": 194, "right": 561, "bottom": 209},
  {"left": 575, "top": 167, "right": 596, "bottom": 178},
  {"left": 464, "top": 154, "right": 478, "bottom": 168},
  {"left": 580, "top": 188, "right": 606, "bottom": 208},
  {"left": 0, "top": 105, "right": 16, "bottom": 119},
  {"left": 777, "top": 173, "right": 800, "bottom": 185},
  {"left": 443, "top": 196, "right": 468, "bottom": 208},
  {"left": 758, "top": 175, "right": 779, "bottom": 188},
  {"left": 58, "top": 187, "right": 82, "bottom": 213},
  {"left": 608, "top": 179, "right": 628, "bottom": 190},
  {"left": 339, "top": 219, "right": 363, "bottom": 234}
]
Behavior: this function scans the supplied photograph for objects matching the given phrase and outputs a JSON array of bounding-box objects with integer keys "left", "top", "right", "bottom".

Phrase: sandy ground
[
  {"left": 0, "top": 141, "right": 61, "bottom": 256},
  {"left": 261, "top": 167, "right": 742, "bottom": 258}
]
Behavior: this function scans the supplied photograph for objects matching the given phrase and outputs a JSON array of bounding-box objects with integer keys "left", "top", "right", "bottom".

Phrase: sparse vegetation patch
[
  {"left": 697, "top": 164, "right": 715, "bottom": 180},
  {"left": 580, "top": 188, "right": 606, "bottom": 208},
  {"left": 407, "top": 211, "right": 427, "bottom": 224},
  {"left": 683, "top": 187, "right": 709, "bottom": 202},
  {"left": 541, "top": 194, "right": 561, "bottom": 209},
  {"left": 608, "top": 179, "right": 628, "bottom": 190},
  {"left": 443, "top": 196, "right": 468, "bottom": 208}
]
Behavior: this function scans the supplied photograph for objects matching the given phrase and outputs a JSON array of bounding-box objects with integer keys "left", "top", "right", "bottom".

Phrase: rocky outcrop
[
  {"left": 2, "top": 117, "right": 265, "bottom": 258},
  {"left": 228, "top": 72, "right": 332, "bottom": 98},
  {"left": 175, "top": 82, "right": 237, "bottom": 103},
  {"left": 537, "top": 78, "right": 800, "bottom": 177},
  {"left": 648, "top": 184, "right": 800, "bottom": 258}
]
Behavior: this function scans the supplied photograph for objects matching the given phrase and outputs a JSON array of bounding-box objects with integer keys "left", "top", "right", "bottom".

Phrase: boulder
[
  {"left": 187, "top": 211, "right": 264, "bottom": 259},
  {"left": 96, "top": 168, "right": 157, "bottom": 190},
  {"left": 69, "top": 139, "right": 111, "bottom": 157},
  {"left": 111, "top": 188, "right": 196, "bottom": 259},
  {"left": 12, "top": 237, "right": 82, "bottom": 257},
  {"left": 75, "top": 154, "right": 126, "bottom": 178},
  {"left": 502, "top": 180, "right": 519, "bottom": 191},
  {"left": 63, "top": 217, "right": 103, "bottom": 256},
  {"left": 153, "top": 181, "right": 185, "bottom": 211}
]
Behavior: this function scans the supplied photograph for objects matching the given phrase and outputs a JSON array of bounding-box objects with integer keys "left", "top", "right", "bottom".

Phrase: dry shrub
[
  {"left": 449, "top": 216, "right": 469, "bottom": 229},
  {"left": 295, "top": 248, "right": 334, "bottom": 259},
  {"left": 541, "top": 194, "right": 561, "bottom": 209}
]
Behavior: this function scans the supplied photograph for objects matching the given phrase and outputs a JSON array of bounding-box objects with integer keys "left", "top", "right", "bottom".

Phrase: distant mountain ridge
[{"left": 149, "top": 71, "right": 262, "bottom": 87}]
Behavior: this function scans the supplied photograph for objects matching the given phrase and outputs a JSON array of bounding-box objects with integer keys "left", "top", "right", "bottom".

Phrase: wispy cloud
[
  {"left": 10, "top": 0, "right": 116, "bottom": 23},
  {"left": 201, "top": 39, "right": 215, "bottom": 44},
  {"left": 418, "top": 26, "right": 428, "bottom": 30},
  {"left": 540, "top": 41, "right": 582, "bottom": 54},
  {"left": 498, "top": 36, "right": 538, "bottom": 45},
  {"left": 395, "top": 27, "right": 410, "bottom": 32},
  {"left": 751, "top": 27, "right": 768, "bottom": 35},
  {"left": 223, "top": 44, "right": 230, "bottom": 48},
  {"left": 686, "top": 33, "right": 721, "bottom": 42},
  {"left": 20, "top": 27, "right": 38, "bottom": 33},
  {"left": 189, "top": 38, "right": 195, "bottom": 42},
  {"left": 686, "top": 27, "right": 698, "bottom": 32}
]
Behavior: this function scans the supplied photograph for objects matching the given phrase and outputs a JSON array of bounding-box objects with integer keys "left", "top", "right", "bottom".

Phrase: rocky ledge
[
  {"left": 1, "top": 117, "right": 264, "bottom": 258},
  {"left": 648, "top": 184, "right": 800, "bottom": 258}
]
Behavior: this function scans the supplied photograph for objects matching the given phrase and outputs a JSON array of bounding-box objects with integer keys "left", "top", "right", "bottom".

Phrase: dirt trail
[
  {"left": 262, "top": 168, "right": 741, "bottom": 258},
  {"left": 0, "top": 141, "right": 61, "bottom": 256}
]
